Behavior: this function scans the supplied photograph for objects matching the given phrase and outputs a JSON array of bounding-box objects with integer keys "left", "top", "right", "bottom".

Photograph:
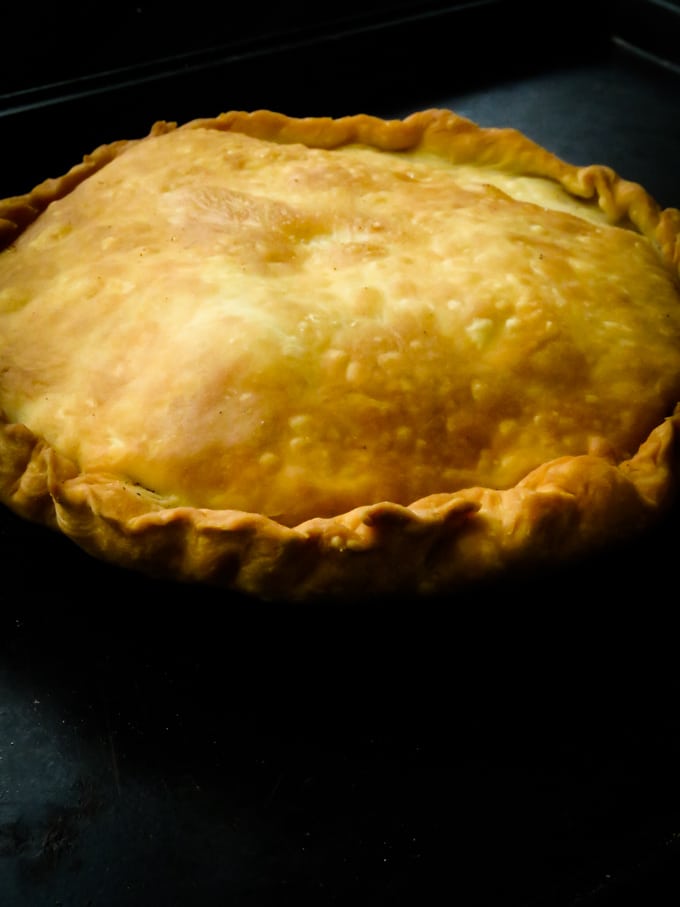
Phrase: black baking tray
[{"left": 2, "top": 2, "right": 680, "bottom": 905}]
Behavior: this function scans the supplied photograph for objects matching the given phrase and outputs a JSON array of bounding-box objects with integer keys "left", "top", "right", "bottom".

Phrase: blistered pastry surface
[
  {"left": 0, "top": 109, "right": 678, "bottom": 600},
  {"left": 1, "top": 123, "right": 679, "bottom": 527}
]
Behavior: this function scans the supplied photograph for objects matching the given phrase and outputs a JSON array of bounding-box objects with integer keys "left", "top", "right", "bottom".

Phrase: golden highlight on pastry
[{"left": 1, "top": 109, "right": 679, "bottom": 599}]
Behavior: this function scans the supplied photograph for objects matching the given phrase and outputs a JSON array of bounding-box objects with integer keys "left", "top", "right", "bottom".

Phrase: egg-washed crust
[{"left": 1, "top": 108, "right": 679, "bottom": 601}]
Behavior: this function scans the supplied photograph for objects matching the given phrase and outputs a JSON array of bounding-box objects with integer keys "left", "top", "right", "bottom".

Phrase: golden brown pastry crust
[{"left": 1, "top": 109, "right": 679, "bottom": 601}]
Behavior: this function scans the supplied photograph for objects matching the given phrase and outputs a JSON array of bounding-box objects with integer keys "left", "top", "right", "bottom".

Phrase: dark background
[{"left": 1, "top": 2, "right": 680, "bottom": 905}]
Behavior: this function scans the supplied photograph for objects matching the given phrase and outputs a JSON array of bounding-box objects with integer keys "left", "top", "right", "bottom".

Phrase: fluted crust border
[{"left": 1, "top": 109, "right": 679, "bottom": 601}]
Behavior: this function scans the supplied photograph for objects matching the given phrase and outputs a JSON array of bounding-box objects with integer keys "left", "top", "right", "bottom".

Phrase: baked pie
[{"left": 1, "top": 109, "right": 679, "bottom": 600}]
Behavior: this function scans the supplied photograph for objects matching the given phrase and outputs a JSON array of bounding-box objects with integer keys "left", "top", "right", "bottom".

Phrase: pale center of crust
[{"left": 1, "top": 127, "right": 680, "bottom": 525}]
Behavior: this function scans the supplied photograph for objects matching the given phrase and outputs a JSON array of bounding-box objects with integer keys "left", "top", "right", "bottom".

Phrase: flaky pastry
[{"left": 1, "top": 109, "right": 679, "bottom": 600}]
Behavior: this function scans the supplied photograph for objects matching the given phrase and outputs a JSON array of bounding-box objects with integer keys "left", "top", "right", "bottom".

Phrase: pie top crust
[{"left": 1, "top": 109, "right": 679, "bottom": 600}]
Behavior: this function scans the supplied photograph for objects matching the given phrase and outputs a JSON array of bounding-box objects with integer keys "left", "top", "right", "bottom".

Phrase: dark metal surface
[
  {"left": 2, "top": 533, "right": 680, "bottom": 907},
  {"left": 1, "top": 5, "right": 680, "bottom": 904}
]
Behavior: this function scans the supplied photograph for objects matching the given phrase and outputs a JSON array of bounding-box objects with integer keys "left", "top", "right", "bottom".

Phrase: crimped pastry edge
[
  {"left": 2, "top": 109, "right": 678, "bottom": 268},
  {"left": 1, "top": 407, "right": 678, "bottom": 601},
  {"left": 0, "top": 108, "right": 679, "bottom": 601}
]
